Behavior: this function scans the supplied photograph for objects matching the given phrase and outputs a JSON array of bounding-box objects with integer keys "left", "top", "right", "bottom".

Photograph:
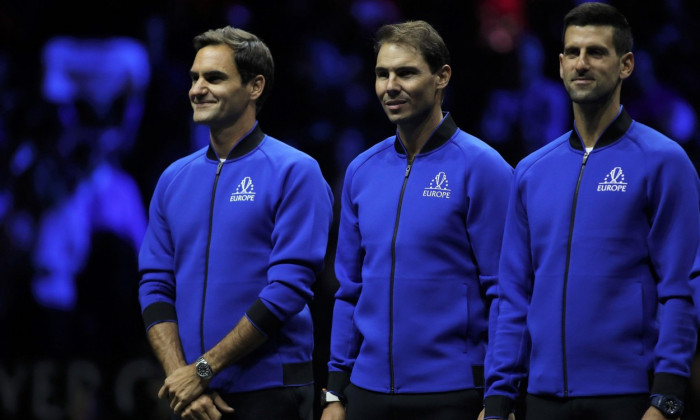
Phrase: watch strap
[{"left": 321, "top": 389, "right": 345, "bottom": 407}]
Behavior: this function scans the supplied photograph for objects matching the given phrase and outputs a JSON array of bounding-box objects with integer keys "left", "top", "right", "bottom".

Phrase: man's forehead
[
  {"left": 563, "top": 25, "right": 615, "bottom": 46},
  {"left": 376, "top": 42, "right": 426, "bottom": 67},
  {"left": 192, "top": 45, "right": 236, "bottom": 70}
]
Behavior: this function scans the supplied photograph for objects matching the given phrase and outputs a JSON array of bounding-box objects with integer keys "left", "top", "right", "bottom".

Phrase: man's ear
[
  {"left": 436, "top": 64, "right": 452, "bottom": 90},
  {"left": 619, "top": 51, "right": 634, "bottom": 81},
  {"left": 248, "top": 75, "right": 265, "bottom": 100}
]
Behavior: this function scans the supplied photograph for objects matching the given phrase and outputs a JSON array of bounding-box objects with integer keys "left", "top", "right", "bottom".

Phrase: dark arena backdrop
[{"left": 1, "top": 0, "right": 699, "bottom": 419}]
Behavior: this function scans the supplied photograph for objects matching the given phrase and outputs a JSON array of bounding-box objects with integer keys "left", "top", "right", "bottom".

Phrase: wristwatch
[
  {"left": 650, "top": 394, "right": 684, "bottom": 419},
  {"left": 195, "top": 356, "right": 213, "bottom": 380},
  {"left": 320, "top": 389, "right": 345, "bottom": 408}
]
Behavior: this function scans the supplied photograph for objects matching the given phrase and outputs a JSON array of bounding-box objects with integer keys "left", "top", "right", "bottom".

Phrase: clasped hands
[{"left": 158, "top": 363, "right": 234, "bottom": 419}]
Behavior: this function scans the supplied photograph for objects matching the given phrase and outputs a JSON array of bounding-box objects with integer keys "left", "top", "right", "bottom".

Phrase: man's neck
[
  {"left": 573, "top": 100, "right": 620, "bottom": 149},
  {"left": 209, "top": 117, "right": 256, "bottom": 159},
  {"left": 398, "top": 108, "right": 444, "bottom": 159}
]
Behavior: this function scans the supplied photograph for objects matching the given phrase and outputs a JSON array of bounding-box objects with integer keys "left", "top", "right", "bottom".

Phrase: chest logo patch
[
  {"left": 423, "top": 171, "right": 451, "bottom": 199},
  {"left": 597, "top": 167, "right": 627, "bottom": 192},
  {"left": 230, "top": 176, "right": 256, "bottom": 202}
]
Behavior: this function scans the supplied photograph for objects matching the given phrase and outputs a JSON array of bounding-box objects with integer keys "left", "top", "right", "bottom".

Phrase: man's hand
[
  {"left": 158, "top": 363, "right": 208, "bottom": 414},
  {"left": 180, "top": 392, "right": 235, "bottom": 420},
  {"left": 641, "top": 406, "right": 677, "bottom": 420},
  {"left": 320, "top": 401, "right": 345, "bottom": 420},
  {"left": 477, "top": 408, "right": 515, "bottom": 420}
]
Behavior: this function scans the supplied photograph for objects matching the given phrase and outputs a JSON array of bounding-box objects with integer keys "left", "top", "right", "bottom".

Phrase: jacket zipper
[
  {"left": 201, "top": 160, "right": 225, "bottom": 353},
  {"left": 562, "top": 151, "right": 589, "bottom": 396},
  {"left": 389, "top": 156, "right": 414, "bottom": 393}
]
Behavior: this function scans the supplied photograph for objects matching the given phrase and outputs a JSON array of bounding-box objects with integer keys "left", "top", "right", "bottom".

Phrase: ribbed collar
[
  {"left": 568, "top": 107, "right": 632, "bottom": 151},
  {"left": 205, "top": 122, "right": 265, "bottom": 160},
  {"left": 393, "top": 113, "right": 459, "bottom": 155}
]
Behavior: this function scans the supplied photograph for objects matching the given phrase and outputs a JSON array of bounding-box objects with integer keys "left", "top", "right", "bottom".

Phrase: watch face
[
  {"left": 196, "top": 359, "right": 212, "bottom": 378},
  {"left": 663, "top": 398, "right": 681, "bottom": 416}
]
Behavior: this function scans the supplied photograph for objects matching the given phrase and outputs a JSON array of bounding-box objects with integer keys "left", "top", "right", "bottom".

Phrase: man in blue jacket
[
  {"left": 138, "top": 26, "right": 333, "bottom": 420},
  {"left": 321, "top": 20, "right": 513, "bottom": 420},
  {"left": 483, "top": 3, "right": 699, "bottom": 420}
]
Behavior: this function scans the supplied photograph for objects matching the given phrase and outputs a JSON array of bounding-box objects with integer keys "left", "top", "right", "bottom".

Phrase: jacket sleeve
[
  {"left": 484, "top": 166, "right": 532, "bottom": 419},
  {"left": 326, "top": 165, "right": 363, "bottom": 395},
  {"left": 138, "top": 168, "right": 178, "bottom": 331},
  {"left": 691, "top": 232, "right": 700, "bottom": 329},
  {"left": 464, "top": 148, "right": 513, "bottom": 383},
  {"left": 647, "top": 148, "right": 699, "bottom": 397},
  {"left": 249, "top": 157, "right": 334, "bottom": 336}
]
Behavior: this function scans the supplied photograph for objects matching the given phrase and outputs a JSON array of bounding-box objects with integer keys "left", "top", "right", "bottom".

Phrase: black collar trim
[
  {"left": 568, "top": 108, "right": 632, "bottom": 150},
  {"left": 393, "top": 113, "right": 459, "bottom": 155},
  {"left": 206, "top": 123, "right": 265, "bottom": 160}
]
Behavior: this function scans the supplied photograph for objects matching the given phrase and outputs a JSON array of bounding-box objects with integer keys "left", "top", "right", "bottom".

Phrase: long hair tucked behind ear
[{"left": 374, "top": 20, "right": 450, "bottom": 74}]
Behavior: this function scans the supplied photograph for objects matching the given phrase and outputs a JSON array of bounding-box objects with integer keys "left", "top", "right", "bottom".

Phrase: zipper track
[
  {"left": 562, "top": 151, "right": 589, "bottom": 396},
  {"left": 388, "top": 157, "right": 414, "bottom": 393},
  {"left": 200, "top": 160, "right": 225, "bottom": 354}
]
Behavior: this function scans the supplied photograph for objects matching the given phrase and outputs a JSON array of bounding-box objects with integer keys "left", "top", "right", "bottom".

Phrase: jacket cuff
[
  {"left": 142, "top": 301, "right": 177, "bottom": 330},
  {"left": 650, "top": 372, "right": 687, "bottom": 399},
  {"left": 327, "top": 371, "right": 350, "bottom": 397},
  {"left": 246, "top": 298, "right": 283, "bottom": 337},
  {"left": 484, "top": 395, "right": 514, "bottom": 419}
]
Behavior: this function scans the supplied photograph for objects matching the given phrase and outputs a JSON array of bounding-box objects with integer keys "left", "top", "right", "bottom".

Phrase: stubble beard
[{"left": 566, "top": 77, "right": 621, "bottom": 107}]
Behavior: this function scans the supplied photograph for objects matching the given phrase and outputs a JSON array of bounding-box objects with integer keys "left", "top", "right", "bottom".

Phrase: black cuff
[
  {"left": 484, "top": 395, "right": 514, "bottom": 419},
  {"left": 327, "top": 371, "right": 350, "bottom": 398},
  {"left": 246, "top": 298, "right": 283, "bottom": 336},
  {"left": 650, "top": 373, "right": 687, "bottom": 399},
  {"left": 142, "top": 302, "right": 177, "bottom": 330}
]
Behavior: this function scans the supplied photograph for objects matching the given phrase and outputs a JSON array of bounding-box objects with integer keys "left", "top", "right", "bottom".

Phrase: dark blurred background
[{"left": 1, "top": 0, "right": 699, "bottom": 419}]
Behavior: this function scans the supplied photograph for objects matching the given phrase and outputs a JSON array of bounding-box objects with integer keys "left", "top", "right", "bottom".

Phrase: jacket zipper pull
[
  {"left": 216, "top": 160, "right": 224, "bottom": 175},
  {"left": 582, "top": 152, "right": 589, "bottom": 165},
  {"left": 405, "top": 157, "right": 415, "bottom": 177}
]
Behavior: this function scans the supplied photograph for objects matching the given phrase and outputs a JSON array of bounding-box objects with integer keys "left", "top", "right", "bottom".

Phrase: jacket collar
[
  {"left": 568, "top": 107, "right": 632, "bottom": 151},
  {"left": 393, "top": 112, "right": 459, "bottom": 155},
  {"left": 206, "top": 122, "right": 265, "bottom": 160}
]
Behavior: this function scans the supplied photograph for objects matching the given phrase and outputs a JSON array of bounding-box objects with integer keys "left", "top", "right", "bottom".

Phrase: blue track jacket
[
  {"left": 327, "top": 114, "right": 513, "bottom": 395},
  {"left": 485, "top": 108, "right": 699, "bottom": 418},
  {"left": 138, "top": 123, "right": 333, "bottom": 393}
]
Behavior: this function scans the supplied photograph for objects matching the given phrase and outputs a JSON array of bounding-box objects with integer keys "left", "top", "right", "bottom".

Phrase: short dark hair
[
  {"left": 193, "top": 26, "right": 274, "bottom": 112},
  {"left": 562, "top": 2, "right": 633, "bottom": 55},
  {"left": 374, "top": 20, "right": 450, "bottom": 74}
]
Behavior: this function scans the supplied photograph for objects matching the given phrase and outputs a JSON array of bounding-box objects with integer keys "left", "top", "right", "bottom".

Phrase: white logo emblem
[
  {"left": 597, "top": 167, "right": 627, "bottom": 192},
  {"left": 230, "top": 176, "right": 256, "bottom": 201},
  {"left": 423, "top": 171, "right": 451, "bottom": 199}
]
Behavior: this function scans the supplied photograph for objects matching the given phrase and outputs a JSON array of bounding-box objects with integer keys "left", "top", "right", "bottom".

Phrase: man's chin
[
  {"left": 385, "top": 112, "right": 406, "bottom": 125},
  {"left": 192, "top": 115, "right": 212, "bottom": 124}
]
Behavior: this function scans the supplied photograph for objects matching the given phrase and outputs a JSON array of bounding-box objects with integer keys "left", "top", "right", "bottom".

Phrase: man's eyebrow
[
  {"left": 375, "top": 65, "right": 419, "bottom": 72},
  {"left": 190, "top": 69, "right": 228, "bottom": 78}
]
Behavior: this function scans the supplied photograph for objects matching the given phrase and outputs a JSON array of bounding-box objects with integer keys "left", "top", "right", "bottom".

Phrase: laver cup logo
[
  {"left": 231, "top": 176, "right": 256, "bottom": 201},
  {"left": 423, "top": 171, "right": 451, "bottom": 199},
  {"left": 597, "top": 167, "right": 627, "bottom": 192}
]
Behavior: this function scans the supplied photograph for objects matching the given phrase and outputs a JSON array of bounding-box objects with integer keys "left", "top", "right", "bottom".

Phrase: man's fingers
[
  {"left": 212, "top": 392, "right": 235, "bottom": 413},
  {"left": 181, "top": 394, "right": 221, "bottom": 420},
  {"left": 174, "top": 399, "right": 188, "bottom": 415}
]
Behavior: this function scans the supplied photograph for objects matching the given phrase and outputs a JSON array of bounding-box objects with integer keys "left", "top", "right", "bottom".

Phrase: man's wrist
[
  {"left": 195, "top": 356, "right": 214, "bottom": 380},
  {"left": 649, "top": 393, "right": 684, "bottom": 419},
  {"left": 320, "top": 389, "right": 346, "bottom": 407}
]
